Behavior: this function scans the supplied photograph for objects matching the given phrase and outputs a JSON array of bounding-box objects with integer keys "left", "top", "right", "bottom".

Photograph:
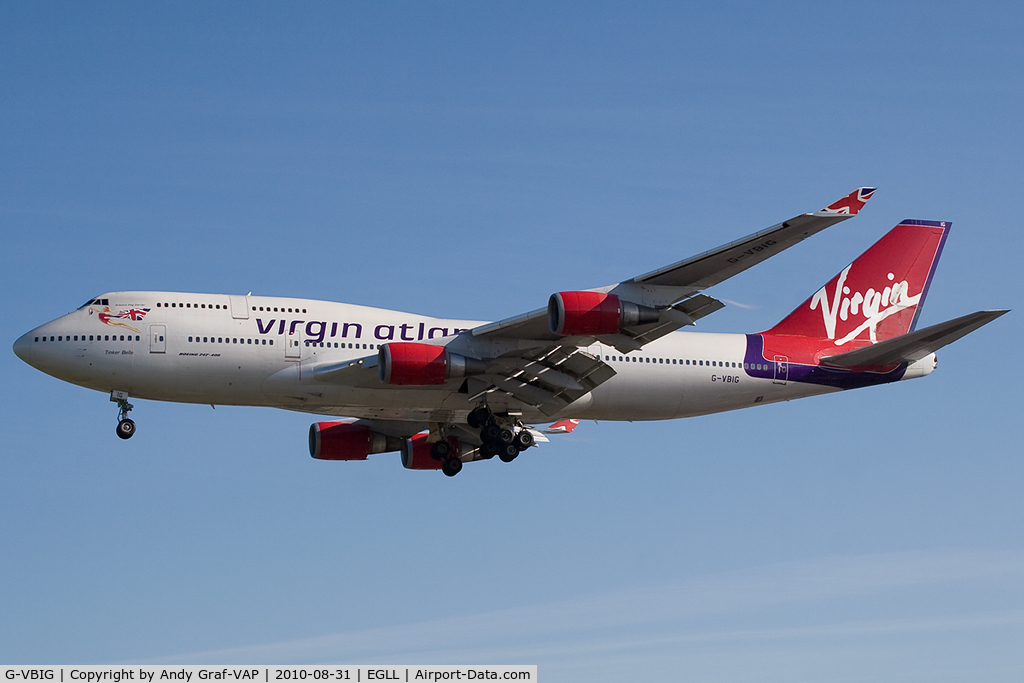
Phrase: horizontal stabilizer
[{"left": 820, "top": 310, "right": 1008, "bottom": 368}]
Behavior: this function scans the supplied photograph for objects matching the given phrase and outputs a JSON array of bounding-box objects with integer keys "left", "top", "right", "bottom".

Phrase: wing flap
[
  {"left": 473, "top": 346, "right": 617, "bottom": 415},
  {"left": 820, "top": 310, "right": 1008, "bottom": 368}
]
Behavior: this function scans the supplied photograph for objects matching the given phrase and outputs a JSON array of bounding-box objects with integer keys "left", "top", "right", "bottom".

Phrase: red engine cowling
[
  {"left": 378, "top": 342, "right": 485, "bottom": 385},
  {"left": 400, "top": 433, "right": 461, "bottom": 470},
  {"left": 548, "top": 291, "right": 660, "bottom": 336},
  {"left": 309, "top": 422, "right": 399, "bottom": 460}
]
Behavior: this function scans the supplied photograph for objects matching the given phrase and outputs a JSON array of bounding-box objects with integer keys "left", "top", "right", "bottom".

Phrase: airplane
[{"left": 12, "top": 188, "right": 1008, "bottom": 476}]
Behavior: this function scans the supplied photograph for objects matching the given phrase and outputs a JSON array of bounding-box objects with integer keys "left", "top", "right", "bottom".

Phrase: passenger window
[{"left": 269, "top": 340, "right": 273, "bottom": 345}]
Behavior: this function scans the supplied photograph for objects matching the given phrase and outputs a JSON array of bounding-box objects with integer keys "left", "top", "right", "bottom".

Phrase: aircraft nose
[{"left": 13, "top": 332, "right": 32, "bottom": 364}]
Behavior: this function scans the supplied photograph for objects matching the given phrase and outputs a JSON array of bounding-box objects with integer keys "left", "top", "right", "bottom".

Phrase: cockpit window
[{"left": 78, "top": 297, "right": 109, "bottom": 309}]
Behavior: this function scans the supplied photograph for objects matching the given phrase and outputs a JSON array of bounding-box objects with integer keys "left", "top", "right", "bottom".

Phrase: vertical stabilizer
[{"left": 765, "top": 220, "right": 950, "bottom": 345}]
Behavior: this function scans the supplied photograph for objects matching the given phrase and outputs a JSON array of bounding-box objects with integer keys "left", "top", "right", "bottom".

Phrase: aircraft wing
[
  {"left": 626, "top": 188, "right": 877, "bottom": 290},
  {"left": 471, "top": 187, "right": 876, "bottom": 347},
  {"left": 820, "top": 309, "right": 1009, "bottom": 369},
  {"left": 300, "top": 189, "right": 878, "bottom": 418},
  {"left": 448, "top": 188, "right": 876, "bottom": 414}
]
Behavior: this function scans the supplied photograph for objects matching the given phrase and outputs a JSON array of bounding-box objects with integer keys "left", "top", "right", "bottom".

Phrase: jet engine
[
  {"left": 548, "top": 291, "right": 660, "bottom": 336},
  {"left": 400, "top": 433, "right": 453, "bottom": 470},
  {"left": 378, "top": 342, "right": 485, "bottom": 385},
  {"left": 309, "top": 422, "right": 402, "bottom": 460}
]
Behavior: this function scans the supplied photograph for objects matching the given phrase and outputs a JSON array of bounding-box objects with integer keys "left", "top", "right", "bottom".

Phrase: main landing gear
[
  {"left": 468, "top": 405, "right": 534, "bottom": 464},
  {"left": 430, "top": 435, "right": 464, "bottom": 477},
  {"left": 111, "top": 390, "right": 136, "bottom": 440}
]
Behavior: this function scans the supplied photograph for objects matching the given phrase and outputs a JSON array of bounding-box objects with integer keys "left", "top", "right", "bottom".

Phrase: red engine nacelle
[
  {"left": 548, "top": 291, "right": 660, "bottom": 336},
  {"left": 378, "top": 342, "right": 485, "bottom": 385},
  {"left": 400, "top": 433, "right": 462, "bottom": 470},
  {"left": 309, "top": 422, "right": 400, "bottom": 460}
]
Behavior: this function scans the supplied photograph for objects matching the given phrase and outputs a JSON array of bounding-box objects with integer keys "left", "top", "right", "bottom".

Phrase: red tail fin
[{"left": 765, "top": 220, "right": 949, "bottom": 344}]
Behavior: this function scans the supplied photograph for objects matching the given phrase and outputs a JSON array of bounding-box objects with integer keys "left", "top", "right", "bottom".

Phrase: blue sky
[{"left": 2, "top": 2, "right": 1023, "bottom": 679}]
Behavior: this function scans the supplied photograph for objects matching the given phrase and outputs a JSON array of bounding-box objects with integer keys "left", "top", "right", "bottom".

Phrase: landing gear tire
[
  {"left": 116, "top": 418, "right": 136, "bottom": 440},
  {"left": 468, "top": 406, "right": 490, "bottom": 429},
  {"left": 498, "top": 428, "right": 514, "bottom": 445},
  {"left": 442, "top": 458, "right": 463, "bottom": 477},
  {"left": 479, "top": 442, "right": 499, "bottom": 459},
  {"left": 514, "top": 430, "right": 534, "bottom": 451},
  {"left": 499, "top": 444, "right": 519, "bottom": 463},
  {"left": 481, "top": 423, "right": 501, "bottom": 444},
  {"left": 431, "top": 440, "right": 451, "bottom": 461}
]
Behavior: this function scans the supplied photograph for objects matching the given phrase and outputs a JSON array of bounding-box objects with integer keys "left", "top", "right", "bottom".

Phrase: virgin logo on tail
[{"left": 810, "top": 265, "right": 919, "bottom": 345}]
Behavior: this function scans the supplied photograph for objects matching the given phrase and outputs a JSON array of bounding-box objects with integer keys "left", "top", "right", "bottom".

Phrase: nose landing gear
[{"left": 111, "top": 390, "right": 136, "bottom": 440}]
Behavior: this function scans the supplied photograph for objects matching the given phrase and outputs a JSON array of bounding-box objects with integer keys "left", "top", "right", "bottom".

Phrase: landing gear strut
[{"left": 111, "top": 390, "right": 135, "bottom": 440}]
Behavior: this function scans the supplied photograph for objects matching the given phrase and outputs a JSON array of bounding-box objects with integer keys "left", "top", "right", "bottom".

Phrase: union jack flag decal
[
  {"left": 821, "top": 187, "right": 877, "bottom": 216},
  {"left": 116, "top": 308, "right": 151, "bottom": 321}
]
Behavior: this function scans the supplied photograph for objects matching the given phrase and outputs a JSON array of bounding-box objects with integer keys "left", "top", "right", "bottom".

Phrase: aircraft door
[
  {"left": 286, "top": 325, "right": 301, "bottom": 359},
  {"left": 150, "top": 325, "right": 166, "bottom": 354},
  {"left": 773, "top": 355, "right": 788, "bottom": 385},
  {"left": 229, "top": 295, "right": 249, "bottom": 320}
]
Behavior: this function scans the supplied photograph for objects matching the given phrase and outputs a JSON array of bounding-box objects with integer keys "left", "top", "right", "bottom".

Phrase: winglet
[
  {"left": 539, "top": 419, "right": 581, "bottom": 435},
  {"left": 819, "top": 187, "right": 877, "bottom": 216}
]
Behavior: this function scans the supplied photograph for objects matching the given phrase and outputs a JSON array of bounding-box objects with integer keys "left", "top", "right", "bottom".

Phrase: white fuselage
[{"left": 16, "top": 291, "right": 847, "bottom": 425}]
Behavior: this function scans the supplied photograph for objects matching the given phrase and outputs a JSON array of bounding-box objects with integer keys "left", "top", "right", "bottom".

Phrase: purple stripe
[{"left": 744, "top": 335, "right": 908, "bottom": 389}]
